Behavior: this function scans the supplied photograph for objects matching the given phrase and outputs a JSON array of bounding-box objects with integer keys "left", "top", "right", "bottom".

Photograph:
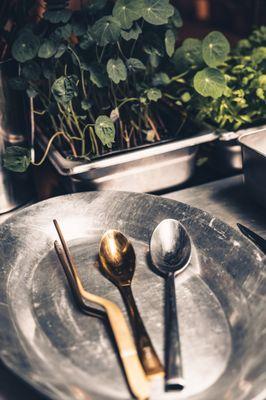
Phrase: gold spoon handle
[
  {"left": 121, "top": 285, "right": 164, "bottom": 379},
  {"left": 104, "top": 301, "right": 150, "bottom": 400},
  {"left": 80, "top": 289, "right": 150, "bottom": 400}
]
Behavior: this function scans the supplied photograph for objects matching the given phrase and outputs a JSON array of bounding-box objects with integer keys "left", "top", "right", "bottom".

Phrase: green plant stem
[
  {"left": 117, "top": 97, "right": 139, "bottom": 110},
  {"left": 89, "top": 126, "right": 99, "bottom": 156},
  {"left": 32, "top": 131, "right": 76, "bottom": 166},
  {"left": 69, "top": 102, "right": 86, "bottom": 155},
  {"left": 68, "top": 46, "right": 87, "bottom": 98}
]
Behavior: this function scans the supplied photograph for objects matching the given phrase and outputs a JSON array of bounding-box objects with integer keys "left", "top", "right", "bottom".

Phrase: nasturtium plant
[
  {"left": 146, "top": 88, "right": 162, "bottom": 102},
  {"left": 172, "top": 31, "right": 230, "bottom": 98},
  {"left": 202, "top": 31, "right": 230, "bottom": 67},
  {"left": 165, "top": 29, "right": 175, "bottom": 57},
  {"left": 107, "top": 58, "right": 127, "bottom": 84},
  {"left": 51, "top": 75, "right": 78, "bottom": 104},
  {"left": 5, "top": 0, "right": 237, "bottom": 173},
  {"left": 38, "top": 39, "right": 58, "bottom": 59},
  {"left": 194, "top": 68, "right": 226, "bottom": 98},
  {"left": 95, "top": 116, "right": 115, "bottom": 148},
  {"left": 112, "top": 0, "right": 141, "bottom": 30},
  {"left": 187, "top": 26, "right": 266, "bottom": 131},
  {"left": 3, "top": 147, "right": 31, "bottom": 173},
  {"left": 142, "top": 0, "right": 174, "bottom": 25},
  {"left": 11, "top": 31, "right": 40, "bottom": 63},
  {"left": 92, "top": 16, "right": 121, "bottom": 46}
]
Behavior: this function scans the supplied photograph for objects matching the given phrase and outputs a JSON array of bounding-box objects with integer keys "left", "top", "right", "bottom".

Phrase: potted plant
[
  {"left": 3, "top": 0, "right": 231, "bottom": 192},
  {"left": 182, "top": 25, "right": 266, "bottom": 173}
]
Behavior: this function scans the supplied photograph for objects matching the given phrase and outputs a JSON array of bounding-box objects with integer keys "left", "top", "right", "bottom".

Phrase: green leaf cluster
[
  {"left": 188, "top": 26, "right": 266, "bottom": 131},
  {"left": 173, "top": 31, "right": 230, "bottom": 99}
]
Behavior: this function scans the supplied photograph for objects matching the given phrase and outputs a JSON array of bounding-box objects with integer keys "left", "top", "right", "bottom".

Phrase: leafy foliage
[
  {"left": 202, "top": 31, "right": 230, "bottom": 67},
  {"left": 194, "top": 68, "right": 226, "bottom": 98},
  {"left": 6, "top": 0, "right": 233, "bottom": 173},
  {"left": 3, "top": 146, "right": 31, "bottom": 172},
  {"left": 107, "top": 58, "right": 127, "bottom": 84},
  {"left": 11, "top": 31, "right": 40, "bottom": 63},
  {"left": 51, "top": 75, "right": 78, "bottom": 104},
  {"left": 188, "top": 26, "right": 266, "bottom": 131},
  {"left": 95, "top": 116, "right": 115, "bottom": 148}
]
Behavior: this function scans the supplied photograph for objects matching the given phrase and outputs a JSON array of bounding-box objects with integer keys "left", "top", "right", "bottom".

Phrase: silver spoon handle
[{"left": 165, "top": 275, "right": 185, "bottom": 390}]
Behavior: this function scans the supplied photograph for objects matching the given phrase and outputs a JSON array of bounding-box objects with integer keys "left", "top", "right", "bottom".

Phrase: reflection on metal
[
  {"left": 0, "top": 191, "right": 264, "bottom": 400},
  {"left": 0, "top": 63, "right": 33, "bottom": 213},
  {"left": 239, "top": 127, "right": 266, "bottom": 209}
]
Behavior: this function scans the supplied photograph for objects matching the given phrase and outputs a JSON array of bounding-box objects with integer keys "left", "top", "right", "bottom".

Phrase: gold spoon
[
  {"left": 99, "top": 229, "right": 164, "bottom": 379},
  {"left": 53, "top": 220, "right": 149, "bottom": 400}
]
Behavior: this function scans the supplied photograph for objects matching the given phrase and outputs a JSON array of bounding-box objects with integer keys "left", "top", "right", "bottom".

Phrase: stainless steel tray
[
  {"left": 239, "top": 127, "right": 266, "bottom": 208},
  {"left": 208, "top": 124, "right": 266, "bottom": 174},
  {"left": 0, "top": 191, "right": 265, "bottom": 400},
  {"left": 38, "top": 127, "right": 218, "bottom": 192}
]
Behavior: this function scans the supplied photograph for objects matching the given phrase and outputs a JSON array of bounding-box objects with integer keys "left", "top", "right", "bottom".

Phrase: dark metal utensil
[
  {"left": 237, "top": 223, "right": 266, "bottom": 254},
  {"left": 99, "top": 229, "right": 164, "bottom": 380},
  {"left": 150, "top": 219, "right": 192, "bottom": 390}
]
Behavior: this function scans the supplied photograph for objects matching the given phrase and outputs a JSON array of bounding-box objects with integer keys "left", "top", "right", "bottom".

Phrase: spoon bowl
[
  {"left": 99, "top": 230, "right": 135, "bottom": 285},
  {"left": 150, "top": 219, "right": 192, "bottom": 277}
]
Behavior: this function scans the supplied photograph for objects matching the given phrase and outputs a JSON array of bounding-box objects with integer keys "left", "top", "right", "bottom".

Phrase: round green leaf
[
  {"left": 142, "top": 0, "right": 174, "bottom": 25},
  {"left": 193, "top": 67, "right": 226, "bottom": 98},
  {"left": 146, "top": 88, "right": 162, "bottom": 101},
  {"left": 107, "top": 58, "right": 127, "bottom": 84},
  {"left": 152, "top": 72, "right": 170, "bottom": 86},
  {"left": 92, "top": 16, "right": 121, "bottom": 46},
  {"left": 173, "top": 38, "right": 203, "bottom": 71},
  {"left": 38, "top": 39, "right": 57, "bottom": 59},
  {"left": 202, "top": 31, "right": 230, "bottom": 67},
  {"left": 51, "top": 75, "right": 78, "bottom": 104},
  {"left": 169, "top": 8, "right": 183, "bottom": 28},
  {"left": 121, "top": 23, "right": 142, "bottom": 41},
  {"left": 11, "top": 32, "right": 40, "bottom": 63},
  {"left": 165, "top": 29, "right": 175, "bottom": 57},
  {"left": 95, "top": 116, "right": 115, "bottom": 148},
  {"left": 113, "top": 0, "right": 141, "bottom": 29},
  {"left": 126, "top": 58, "right": 146, "bottom": 72},
  {"left": 3, "top": 146, "right": 31, "bottom": 172},
  {"left": 22, "top": 61, "right": 41, "bottom": 81}
]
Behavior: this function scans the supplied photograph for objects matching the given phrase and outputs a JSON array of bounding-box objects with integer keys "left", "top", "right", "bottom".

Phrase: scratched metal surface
[{"left": 0, "top": 191, "right": 265, "bottom": 400}]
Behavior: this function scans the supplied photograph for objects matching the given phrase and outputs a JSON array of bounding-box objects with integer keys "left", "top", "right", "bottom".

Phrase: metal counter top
[{"left": 163, "top": 175, "right": 266, "bottom": 237}]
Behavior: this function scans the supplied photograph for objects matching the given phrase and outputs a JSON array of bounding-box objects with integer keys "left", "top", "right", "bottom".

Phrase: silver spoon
[{"left": 150, "top": 219, "right": 192, "bottom": 390}]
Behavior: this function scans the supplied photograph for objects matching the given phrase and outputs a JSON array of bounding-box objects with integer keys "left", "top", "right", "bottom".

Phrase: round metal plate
[{"left": 0, "top": 191, "right": 265, "bottom": 400}]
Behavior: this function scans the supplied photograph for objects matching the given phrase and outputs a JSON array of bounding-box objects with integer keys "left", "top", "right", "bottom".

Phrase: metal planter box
[
  {"left": 208, "top": 124, "right": 266, "bottom": 174},
  {"left": 38, "top": 126, "right": 217, "bottom": 193},
  {"left": 239, "top": 127, "right": 266, "bottom": 209}
]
